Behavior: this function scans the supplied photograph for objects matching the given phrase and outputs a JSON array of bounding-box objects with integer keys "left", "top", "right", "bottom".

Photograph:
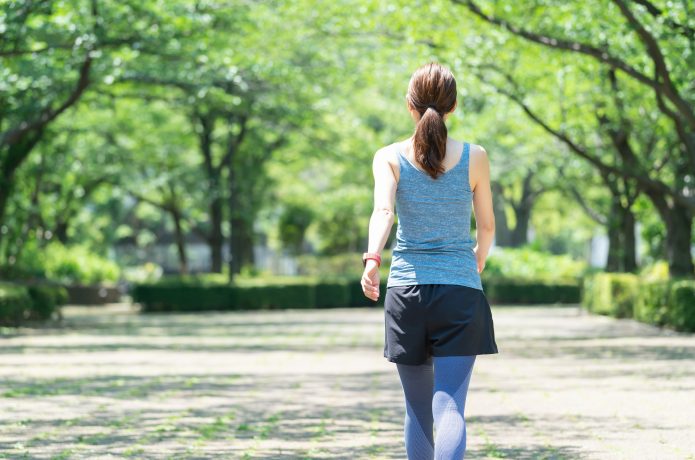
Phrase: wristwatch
[{"left": 362, "top": 252, "right": 382, "bottom": 267}]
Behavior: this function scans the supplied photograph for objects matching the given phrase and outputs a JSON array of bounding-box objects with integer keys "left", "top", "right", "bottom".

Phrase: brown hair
[{"left": 406, "top": 62, "right": 457, "bottom": 180}]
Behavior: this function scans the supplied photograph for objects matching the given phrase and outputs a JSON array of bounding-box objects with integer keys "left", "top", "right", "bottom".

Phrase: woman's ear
[
  {"left": 405, "top": 95, "right": 413, "bottom": 111},
  {"left": 444, "top": 99, "right": 458, "bottom": 120}
]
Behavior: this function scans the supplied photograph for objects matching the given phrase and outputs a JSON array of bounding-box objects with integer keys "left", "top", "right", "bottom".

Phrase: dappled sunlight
[{"left": 1, "top": 304, "right": 693, "bottom": 458}]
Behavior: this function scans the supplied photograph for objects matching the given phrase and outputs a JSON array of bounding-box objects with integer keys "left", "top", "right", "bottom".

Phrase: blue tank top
[{"left": 387, "top": 141, "right": 483, "bottom": 291}]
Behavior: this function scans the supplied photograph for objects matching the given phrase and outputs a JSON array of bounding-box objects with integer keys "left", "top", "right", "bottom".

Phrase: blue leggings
[{"left": 396, "top": 355, "right": 476, "bottom": 459}]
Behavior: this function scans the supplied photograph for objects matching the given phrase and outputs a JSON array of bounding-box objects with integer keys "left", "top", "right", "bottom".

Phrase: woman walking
[{"left": 361, "top": 61, "right": 499, "bottom": 459}]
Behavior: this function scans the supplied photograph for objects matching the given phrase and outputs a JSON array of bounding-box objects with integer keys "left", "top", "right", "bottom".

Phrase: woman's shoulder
[
  {"left": 468, "top": 142, "right": 489, "bottom": 165},
  {"left": 375, "top": 140, "right": 405, "bottom": 166}
]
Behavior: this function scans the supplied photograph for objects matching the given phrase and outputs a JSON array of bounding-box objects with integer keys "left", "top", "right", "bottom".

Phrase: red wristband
[{"left": 362, "top": 252, "right": 381, "bottom": 267}]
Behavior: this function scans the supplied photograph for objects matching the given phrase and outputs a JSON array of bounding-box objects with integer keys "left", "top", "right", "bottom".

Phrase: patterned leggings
[{"left": 395, "top": 355, "right": 477, "bottom": 459}]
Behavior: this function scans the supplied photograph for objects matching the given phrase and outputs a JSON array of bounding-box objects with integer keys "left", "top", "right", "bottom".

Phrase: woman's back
[
  {"left": 363, "top": 62, "right": 497, "bottom": 460},
  {"left": 387, "top": 138, "right": 482, "bottom": 291}
]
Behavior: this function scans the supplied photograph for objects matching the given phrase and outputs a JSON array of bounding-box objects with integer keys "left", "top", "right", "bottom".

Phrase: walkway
[{"left": 0, "top": 303, "right": 693, "bottom": 459}]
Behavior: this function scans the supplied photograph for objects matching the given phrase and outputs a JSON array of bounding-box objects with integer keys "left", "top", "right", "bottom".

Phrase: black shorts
[{"left": 384, "top": 284, "right": 499, "bottom": 365}]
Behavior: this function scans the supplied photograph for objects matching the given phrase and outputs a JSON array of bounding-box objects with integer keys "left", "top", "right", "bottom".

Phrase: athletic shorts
[{"left": 384, "top": 284, "right": 499, "bottom": 365}]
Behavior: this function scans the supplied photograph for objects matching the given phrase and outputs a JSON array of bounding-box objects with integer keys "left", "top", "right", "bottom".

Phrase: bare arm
[
  {"left": 362, "top": 147, "right": 396, "bottom": 301},
  {"left": 367, "top": 148, "right": 397, "bottom": 254},
  {"left": 471, "top": 145, "right": 495, "bottom": 273}
]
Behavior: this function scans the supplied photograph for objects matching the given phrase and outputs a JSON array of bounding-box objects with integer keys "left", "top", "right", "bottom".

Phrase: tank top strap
[
  {"left": 395, "top": 144, "right": 411, "bottom": 175},
  {"left": 461, "top": 141, "right": 471, "bottom": 191}
]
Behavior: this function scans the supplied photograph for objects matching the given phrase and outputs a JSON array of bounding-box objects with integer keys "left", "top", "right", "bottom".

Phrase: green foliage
[
  {"left": 132, "top": 273, "right": 580, "bottom": 312},
  {"left": 25, "top": 284, "right": 69, "bottom": 320},
  {"left": 0, "top": 281, "right": 67, "bottom": 325},
  {"left": 2, "top": 0, "right": 692, "bottom": 284},
  {"left": 633, "top": 277, "right": 695, "bottom": 332},
  {"left": 296, "top": 252, "right": 370, "bottom": 279},
  {"left": 122, "top": 263, "right": 164, "bottom": 284},
  {"left": 484, "top": 247, "right": 588, "bottom": 280},
  {"left": 638, "top": 261, "right": 670, "bottom": 281},
  {"left": 668, "top": 281, "right": 695, "bottom": 332},
  {"left": 278, "top": 203, "right": 314, "bottom": 255},
  {"left": 583, "top": 273, "right": 695, "bottom": 332},
  {"left": 483, "top": 277, "right": 581, "bottom": 304},
  {"left": 0, "top": 283, "right": 32, "bottom": 326},
  {"left": 634, "top": 280, "right": 676, "bottom": 328},
  {"left": 581, "top": 273, "right": 639, "bottom": 318},
  {"left": 14, "top": 241, "right": 120, "bottom": 284},
  {"left": 132, "top": 278, "right": 385, "bottom": 312}
]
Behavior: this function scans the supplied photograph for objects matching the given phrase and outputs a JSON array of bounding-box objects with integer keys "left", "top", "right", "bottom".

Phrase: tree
[{"left": 454, "top": 0, "right": 694, "bottom": 275}]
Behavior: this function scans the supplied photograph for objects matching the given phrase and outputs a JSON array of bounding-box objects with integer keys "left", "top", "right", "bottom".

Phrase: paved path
[{"left": 0, "top": 303, "right": 693, "bottom": 459}]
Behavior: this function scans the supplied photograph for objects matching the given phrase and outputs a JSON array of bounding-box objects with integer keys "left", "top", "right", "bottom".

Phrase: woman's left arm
[{"left": 361, "top": 148, "right": 397, "bottom": 301}]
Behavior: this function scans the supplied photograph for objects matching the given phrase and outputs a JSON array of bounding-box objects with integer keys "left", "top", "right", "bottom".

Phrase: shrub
[
  {"left": 296, "top": 251, "right": 392, "bottom": 280},
  {"left": 581, "top": 273, "right": 639, "bottom": 318},
  {"left": 0, "top": 282, "right": 68, "bottom": 325},
  {"left": 483, "top": 276, "right": 581, "bottom": 304},
  {"left": 131, "top": 277, "right": 386, "bottom": 312},
  {"left": 43, "top": 243, "right": 120, "bottom": 284},
  {"left": 132, "top": 274, "right": 580, "bottom": 312},
  {"left": 584, "top": 273, "right": 695, "bottom": 332},
  {"left": 638, "top": 261, "right": 670, "bottom": 281},
  {"left": 0, "top": 282, "right": 32, "bottom": 326},
  {"left": 634, "top": 278, "right": 695, "bottom": 332},
  {"left": 484, "top": 246, "right": 588, "bottom": 280},
  {"left": 11, "top": 241, "right": 120, "bottom": 284},
  {"left": 122, "top": 262, "right": 163, "bottom": 284},
  {"left": 633, "top": 280, "right": 671, "bottom": 326},
  {"left": 668, "top": 280, "right": 695, "bottom": 332},
  {"left": 26, "top": 284, "right": 69, "bottom": 320}
]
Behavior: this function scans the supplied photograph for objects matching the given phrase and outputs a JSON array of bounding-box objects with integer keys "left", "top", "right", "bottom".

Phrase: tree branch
[
  {"left": 630, "top": 0, "right": 695, "bottom": 39},
  {"left": 471, "top": 65, "right": 694, "bottom": 210},
  {"left": 455, "top": 0, "right": 659, "bottom": 90},
  {"left": 612, "top": 0, "right": 695, "bottom": 129},
  {"left": 0, "top": 53, "right": 92, "bottom": 147}
]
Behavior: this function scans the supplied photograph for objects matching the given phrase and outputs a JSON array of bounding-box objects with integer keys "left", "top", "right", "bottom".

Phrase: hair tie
[{"left": 426, "top": 105, "right": 440, "bottom": 115}]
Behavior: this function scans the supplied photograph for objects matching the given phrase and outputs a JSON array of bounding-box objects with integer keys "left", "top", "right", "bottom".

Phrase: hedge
[
  {"left": 483, "top": 277, "right": 581, "bottom": 304},
  {"left": 0, "top": 281, "right": 68, "bottom": 326},
  {"left": 0, "top": 283, "right": 32, "bottom": 326},
  {"left": 633, "top": 279, "right": 695, "bottom": 332},
  {"left": 131, "top": 276, "right": 580, "bottom": 312},
  {"left": 582, "top": 273, "right": 695, "bottom": 332},
  {"left": 132, "top": 279, "right": 389, "bottom": 312},
  {"left": 581, "top": 273, "right": 639, "bottom": 318}
]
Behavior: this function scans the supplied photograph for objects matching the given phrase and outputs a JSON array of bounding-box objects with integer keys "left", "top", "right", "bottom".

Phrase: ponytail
[
  {"left": 412, "top": 106, "right": 448, "bottom": 179},
  {"left": 406, "top": 62, "right": 457, "bottom": 180}
]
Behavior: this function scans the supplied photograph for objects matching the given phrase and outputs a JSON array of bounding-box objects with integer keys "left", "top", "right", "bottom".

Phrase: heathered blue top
[{"left": 387, "top": 141, "right": 483, "bottom": 291}]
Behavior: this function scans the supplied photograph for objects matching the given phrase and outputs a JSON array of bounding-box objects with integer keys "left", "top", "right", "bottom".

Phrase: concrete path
[{"left": 0, "top": 303, "right": 693, "bottom": 459}]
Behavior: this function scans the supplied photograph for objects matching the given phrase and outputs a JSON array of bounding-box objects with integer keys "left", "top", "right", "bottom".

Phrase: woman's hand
[
  {"left": 474, "top": 245, "right": 486, "bottom": 274},
  {"left": 361, "top": 260, "right": 381, "bottom": 301}
]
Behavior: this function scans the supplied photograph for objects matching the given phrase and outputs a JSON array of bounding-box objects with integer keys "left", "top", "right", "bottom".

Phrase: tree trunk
[
  {"left": 209, "top": 196, "right": 223, "bottom": 273},
  {"left": 54, "top": 221, "right": 69, "bottom": 244},
  {"left": 196, "top": 113, "right": 226, "bottom": 273},
  {"left": 605, "top": 195, "right": 639, "bottom": 272},
  {"left": 0, "top": 135, "right": 43, "bottom": 259},
  {"left": 491, "top": 182, "right": 511, "bottom": 246},
  {"left": 510, "top": 203, "right": 531, "bottom": 247},
  {"left": 621, "top": 205, "right": 637, "bottom": 272},
  {"left": 172, "top": 209, "right": 188, "bottom": 275},
  {"left": 227, "top": 161, "right": 237, "bottom": 281},
  {"left": 647, "top": 191, "right": 694, "bottom": 276},
  {"left": 605, "top": 197, "right": 623, "bottom": 272},
  {"left": 229, "top": 215, "right": 245, "bottom": 274},
  {"left": 239, "top": 217, "right": 255, "bottom": 268},
  {"left": 663, "top": 204, "right": 694, "bottom": 276}
]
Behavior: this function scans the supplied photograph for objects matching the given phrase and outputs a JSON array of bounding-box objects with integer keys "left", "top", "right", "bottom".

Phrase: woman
[{"left": 361, "top": 61, "right": 499, "bottom": 459}]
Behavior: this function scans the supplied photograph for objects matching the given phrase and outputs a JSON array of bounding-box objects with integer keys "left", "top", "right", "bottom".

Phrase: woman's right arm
[{"left": 471, "top": 145, "right": 495, "bottom": 273}]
